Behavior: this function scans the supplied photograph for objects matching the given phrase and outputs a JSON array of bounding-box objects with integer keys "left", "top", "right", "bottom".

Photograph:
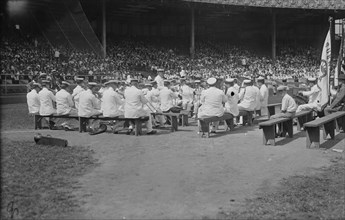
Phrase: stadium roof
[{"left": 184, "top": 0, "right": 345, "bottom": 10}]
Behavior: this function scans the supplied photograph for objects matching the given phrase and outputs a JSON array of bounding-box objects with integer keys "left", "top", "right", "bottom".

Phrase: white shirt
[
  {"left": 259, "top": 84, "right": 269, "bottom": 108},
  {"left": 159, "top": 87, "right": 178, "bottom": 112},
  {"left": 101, "top": 87, "right": 124, "bottom": 117},
  {"left": 154, "top": 75, "right": 164, "bottom": 90},
  {"left": 27, "top": 89, "right": 40, "bottom": 114},
  {"left": 180, "top": 84, "right": 194, "bottom": 103},
  {"left": 253, "top": 85, "right": 262, "bottom": 110},
  {"left": 72, "top": 85, "right": 85, "bottom": 109},
  {"left": 225, "top": 86, "right": 239, "bottom": 116},
  {"left": 124, "top": 86, "right": 149, "bottom": 118},
  {"left": 38, "top": 87, "right": 56, "bottom": 115},
  {"left": 281, "top": 94, "right": 298, "bottom": 113},
  {"left": 238, "top": 85, "right": 257, "bottom": 111},
  {"left": 198, "top": 87, "right": 227, "bottom": 117},
  {"left": 302, "top": 84, "right": 320, "bottom": 104},
  {"left": 234, "top": 83, "right": 240, "bottom": 93},
  {"left": 56, "top": 89, "right": 74, "bottom": 115},
  {"left": 78, "top": 89, "right": 101, "bottom": 117}
]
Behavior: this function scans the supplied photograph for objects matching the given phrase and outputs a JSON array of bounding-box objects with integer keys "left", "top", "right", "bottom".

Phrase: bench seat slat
[{"left": 304, "top": 112, "right": 345, "bottom": 128}]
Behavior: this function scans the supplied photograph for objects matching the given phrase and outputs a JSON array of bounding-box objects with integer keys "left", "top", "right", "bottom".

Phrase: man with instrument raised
[{"left": 296, "top": 77, "right": 321, "bottom": 112}]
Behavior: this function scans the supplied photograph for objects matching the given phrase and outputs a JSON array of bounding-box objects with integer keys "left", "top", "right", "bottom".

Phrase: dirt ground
[{"left": 2, "top": 121, "right": 344, "bottom": 219}]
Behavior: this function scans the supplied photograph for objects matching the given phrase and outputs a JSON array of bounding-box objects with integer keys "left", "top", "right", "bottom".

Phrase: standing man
[
  {"left": 154, "top": 69, "right": 165, "bottom": 90},
  {"left": 257, "top": 76, "right": 269, "bottom": 116},
  {"left": 27, "top": 82, "right": 41, "bottom": 114},
  {"left": 124, "top": 79, "right": 157, "bottom": 135},
  {"left": 198, "top": 78, "right": 227, "bottom": 133},
  {"left": 296, "top": 77, "right": 321, "bottom": 112}
]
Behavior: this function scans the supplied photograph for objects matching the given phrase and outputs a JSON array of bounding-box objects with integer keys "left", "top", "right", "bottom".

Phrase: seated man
[
  {"left": 102, "top": 80, "right": 125, "bottom": 133},
  {"left": 238, "top": 79, "right": 256, "bottom": 112},
  {"left": 296, "top": 77, "right": 321, "bottom": 112},
  {"left": 124, "top": 79, "right": 157, "bottom": 135},
  {"left": 159, "top": 80, "right": 181, "bottom": 113},
  {"left": 56, "top": 81, "right": 78, "bottom": 130},
  {"left": 27, "top": 82, "right": 41, "bottom": 114},
  {"left": 38, "top": 79, "right": 58, "bottom": 129},
  {"left": 198, "top": 77, "right": 227, "bottom": 133},
  {"left": 179, "top": 78, "right": 194, "bottom": 110},
  {"left": 270, "top": 86, "right": 298, "bottom": 136},
  {"left": 72, "top": 77, "right": 86, "bottom": 109},
  {"left": 144, "top": 83, "right": 166, "bottom": 127},
  {"left": 78, "top": 82, "right": 103, "bottom": 133},
  {"left": 324, "top": 74, "right": 345, "bottom": 116},
  {"left": 224, "top": 78, "right": 239, "bottom": 127}
]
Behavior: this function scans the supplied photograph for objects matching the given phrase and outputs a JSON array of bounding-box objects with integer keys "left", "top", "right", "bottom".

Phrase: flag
[
  {"left": 317, "top": 30, "right": 331, "bottom": 109},
  {"left": 334, "top": 20, "right": 345, "bottom": 86}
]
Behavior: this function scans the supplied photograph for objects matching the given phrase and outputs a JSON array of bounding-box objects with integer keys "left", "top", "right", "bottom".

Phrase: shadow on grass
[
  {"left": 275, "top": 131, "right": 306, "bottom": 146},
  {"left": 319, "top": 132, "right": 345, "bottom": 149}
]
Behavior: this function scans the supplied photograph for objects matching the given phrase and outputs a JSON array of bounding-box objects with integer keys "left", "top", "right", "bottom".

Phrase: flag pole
[{"left": 328, "top": 16, "right": 333, "bottom": 105}]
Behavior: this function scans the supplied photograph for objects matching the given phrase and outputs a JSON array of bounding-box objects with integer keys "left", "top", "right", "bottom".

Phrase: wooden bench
[
  {"left": 152, "top": 112, "right": 180, "bottom": 132},
  {"left": 238, "top": 110, "right": 254, "bottom": 126},
  {"left": 34, "top": 114, "right": 79, "bottom": 130},
  {"left": 79, "top": 116, "right": 150, "bottom": 136},
  {"left": 304, "top": 111, "right": 345, "bottom": 148},
  {"left": 267, "top": 103, "right": 282, "bottom": 117},
  {"left": 258, "top": 110, "right": 313, "bottom": 145},
  {"left": 198, "top": 112, "right": 234, "bottom": 138},
  {"left": 259, "top": 117, "right": 293, "bottom": 145}
]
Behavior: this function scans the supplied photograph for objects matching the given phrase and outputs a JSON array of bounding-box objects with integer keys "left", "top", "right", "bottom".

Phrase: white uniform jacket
[
  {"left": 260, "top": 84, "right": 269, "bottom": 108},
  {"left": 102, "top": 87, "right": 124, "bottom": 117},
  {"left": 56, "top": 89, "right": 74, "bottom": 115},
  {"left": 27, "top": 89, "right": 40, "bottom": 114},
  {"left": 225, "top": 86, "right": 239, "bottom": 116},
  {"left": 302, "top": 84, "right": 321, "bottom": 105},
  {"left": 72, "top": 85, "right": 85, "bottom": 109},
  {"left": 238, "top": 85, "right": 257, "bottom": 111},
  {"left": 38, "top": 87, "right": 56, "bottom": 116},
  {"left": 253, "top": 85, "right": 262, "bottom": 110},
  {"left": 78, "top": 89, "right": 102, "bottom": 117},
  {"left": 159, "top": 87, "right": 178, "bottom": 112},
  {"left": 154, "top": 75, "right": 164, "bottom": 90},
  {"left": 180, "top": 84, "right": 194, "bottom": 103},
  {"left": 198, "top": 87, "right": 227, "bottom": 118},
  {"left": 124, "top": 86, "right": 149, "bottom": 118}
]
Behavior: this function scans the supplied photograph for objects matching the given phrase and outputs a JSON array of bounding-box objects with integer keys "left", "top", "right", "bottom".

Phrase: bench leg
[
  {"left": 306, "top": 127, "right": 320, "bottom": 148},
  {"left": 182, "top": 114, "right": 188, "bottom": 126},
  {"left": 199, "top": 121, "right": 210, "bottom": 138},
  {"left": 79, "top": 117, "right": 87, "bottom": 133},
  {"left": 323, "top": 120, "right": 335, "bottom": 140},
  {"left": 283, "top": 120, "right": 293, "bottom": 138},
  {"left": 336, "top": 116, "right": 345, "bottom": 132},
  {"left": 247, "top": 113, "right": 253, "bottom": 126},
  {"left": 297, "top": 116, "right": 304, "bottom": 131},
  {"left": 262, "top": 126, "right": 275, "bottom": 145},
  {"left": 171, "top": 116, "right": 178, "bottom": 132},
  {"left": 135, "top": 120, "right": 141, "bottom": 136},
  {"left": 34, "top": 115, "right": 41, "bottom": 130}
]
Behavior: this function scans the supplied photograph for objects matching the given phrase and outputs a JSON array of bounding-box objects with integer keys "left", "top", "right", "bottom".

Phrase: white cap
[
  {"left": 104, "top": 80, "right": 119, "bottom": 85},
  {"left": 207, "top": 77, "right": 217, "bottom": 85},
  {"left": 157, "top": 68, "right": 164, "bottom": 72},
  {"left": 88, "top": 82, "right": 98, "bottom": 86},
  {"left": 307, "top": 77, "right": 317, "bottom": 82},
  {"left": 257, "top": 76, "right": 265, "bottom": 81},
  {"left": 243, "top": 79, "right": 251, "bottom": 84},
  {"left": 194, "top": 80, "right": 201, "bottom": 83},
  {"left": 76, "top": 77, "right": 84, "bottom": 81},
  {"left": 61, "top": 81, "right": 70, "bottom": 86},
  {"left": 225, "top": 78, "right": 235, "bottom": 83},
  {"left": 277, "top": 85, "right": 288, "bottom": 91}
]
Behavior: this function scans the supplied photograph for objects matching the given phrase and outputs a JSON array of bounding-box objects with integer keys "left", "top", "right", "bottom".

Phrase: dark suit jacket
[{"left": 330, "top": 84, "right": 345, "bottom": 109}]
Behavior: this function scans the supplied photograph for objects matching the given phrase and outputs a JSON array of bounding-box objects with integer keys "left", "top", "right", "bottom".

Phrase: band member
[
  {"left": 224, "top": 78, "right": 239, "bottom": 117},
  {"left": 257, "top": 77, "right": 269, "bottom": 116},
  {"left": 154, "top": 69, "right": 165, "bottom": 90},
  {"left": 56, "top": 81, "right": 78, "bottom": 130},
  {"left": 27, "top": 82, "right": 41, "bottom": 114},
  {"left": 159, "top": 80, "right": 180, "bottom": 113},
  {"left": 72, "top": 77, "right": 86, "bottom": 109},
  {"left": 296, "top": 77, "right": 321, "bottom": 112},
  {"left": 238, "top": 79, "right": 257, "bottom": 112},
  {"left": 270, "top": 86, "right": 297, "bottom": 119},
  {"left": 192, "top": 80, "right": 204, "bottom": 119},
  {"left": 198, "top": 77, "right": 227, "bottom": 133},
  {"left": 179, "top": 78, "right": 194, "bottom": 110},
  {"left": 124, "top": 79, "right": 157, "bottom": 135},
  {"left": 78, "top": 82, "right": 102, "bottom": 132},
  {"left": 39, "top": 79, "right": 56, "bottom": 116}
]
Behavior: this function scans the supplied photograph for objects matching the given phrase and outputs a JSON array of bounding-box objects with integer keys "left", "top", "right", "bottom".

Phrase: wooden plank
[
  {"left": 262, "top": 125, "right": 275, "bottom": 145},
  {"left": 304, "top": 111, "right": 345, "bottom": 127},
  {"left": 305, "top": 127, "right": 320, "bottom": 148}
]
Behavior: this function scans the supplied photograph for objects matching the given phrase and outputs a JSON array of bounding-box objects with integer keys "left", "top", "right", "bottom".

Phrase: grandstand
[{"left": 1, "top": 0, "right": 345, "bottom": 103}]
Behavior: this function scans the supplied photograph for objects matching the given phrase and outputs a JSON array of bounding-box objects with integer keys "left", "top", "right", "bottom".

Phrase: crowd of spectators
[{"left": 1, "top": 30, "right": 322, "bottom": 85}]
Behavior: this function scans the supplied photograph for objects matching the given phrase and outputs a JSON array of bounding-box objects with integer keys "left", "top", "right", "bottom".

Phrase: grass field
[
  {"left": 221, "top": 155, "right": 345, "bottom": 219},
  {"left": 1, "top": 104, "right": 99, "bottom": 219}
]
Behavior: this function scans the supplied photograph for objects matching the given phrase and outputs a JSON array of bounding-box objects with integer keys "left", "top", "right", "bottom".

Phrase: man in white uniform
[
  {"left": 56, "top": 81, "right": 78, "bottom": 130},
  {"left": 154, "top": 69, "right": 165, "bottom": 90},
  {"left": 257, "top": 77, "right": 269, "bottom": 116},
  {"left": 296, "top": 77, "right": 321, "bottom": 112},
  {"left": 27, "top": 83, "right": 41, "bottom": 114},
  {"left": 252, "top": 81, "right": 262, "bottom": 116},
  {"left": 159, "top": 80, "right": 179, "bottom": 113},
  {"left": 72, "top": 77, "right": 86, "bottom": 110},
  {"left": 198, "top": 78, "right": 227, "bottom": 133},
  {"left": 38, "top": 79, "right": 57, "bottom": 129},
  {"left": 224, "top": 78, "right": 239, "bottom": 117},
  {"left": 179, "top": 78, "right": 194, "bottom": 110},
  {"left": 192, "top": 80, "right": 204, "bottom": 119},
  {"left": 238, "top": 79, "right": 257, "bottom": 112},
  {"left": 78, "top": 82, "right": 102, "bottom": 132},
  {"left": 102, "top": 80, "right": 125, "bottom": 133},
  {"left": 124, "top": 79, "right": 157, "bottom": 135}
]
